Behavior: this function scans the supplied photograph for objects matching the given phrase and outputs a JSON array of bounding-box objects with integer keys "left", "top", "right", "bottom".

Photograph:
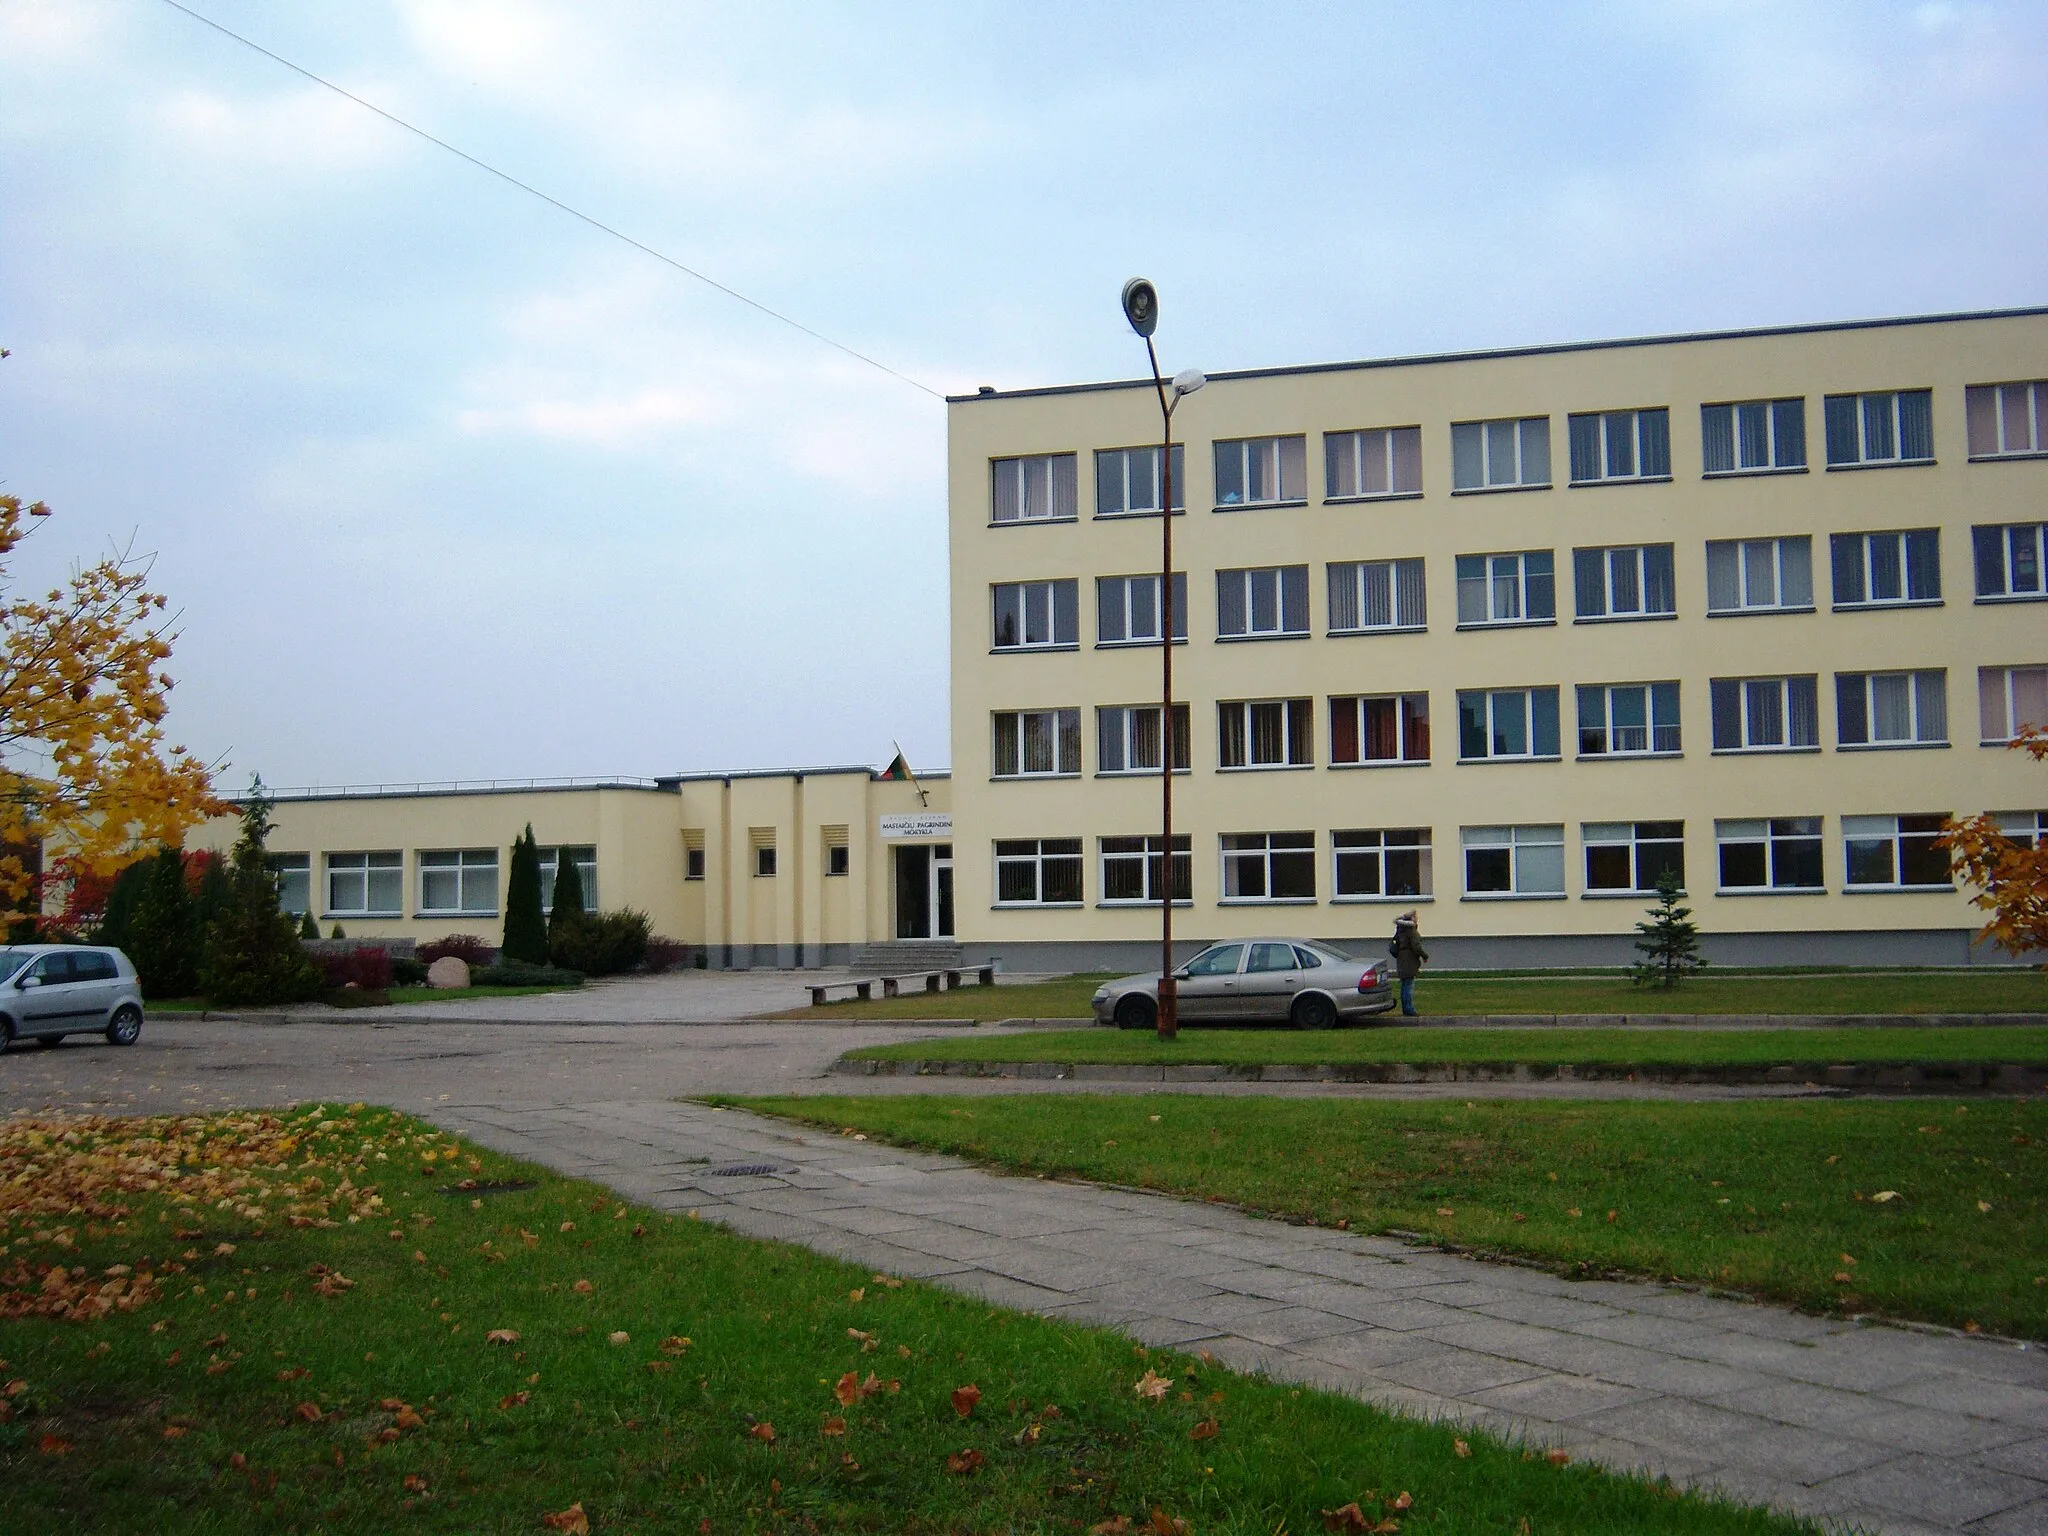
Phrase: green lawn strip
[
  {"left": 0, "top": 1109, "right": 1800, "bottom": 1535},
  {"left": 783, "top": 969, "right": 2048, "bottom": 1023},
  {"left": 739, "top": 1094, "right": 2048, "bottom": 1341},
  {"left": 845, "top": 1025, "right": 2048, "bottom": 1068}
]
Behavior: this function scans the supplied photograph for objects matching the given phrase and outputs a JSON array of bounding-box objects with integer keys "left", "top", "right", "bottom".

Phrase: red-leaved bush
[
  {"left": 641, "top": 937, "right": 689, "bottom": 974},
  {"left": 317, "top": 945, "right": 392, "bottom": 991},
  {"left": 417, "top": 933, "right": 495, "bottom": 966}
]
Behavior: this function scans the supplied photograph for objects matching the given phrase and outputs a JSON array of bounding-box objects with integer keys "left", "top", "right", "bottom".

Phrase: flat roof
[
  {"left": 251, "top": 765, "right": 954, "bottom": 803},
  {"left": 945, "top": 304, "right": 2048, "bottom": 404}
]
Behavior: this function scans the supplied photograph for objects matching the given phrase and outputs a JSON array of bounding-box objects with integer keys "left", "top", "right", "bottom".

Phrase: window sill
[
  {"left": 1093, "top": 508, "right": 1186, "bottom": 520},
  {"left": 987, "top": 516, "right": 1078, "bottom": 530},
  {"left": 1710, "top": 745, "right": 1822, "bottom": 756},
  {"left": 1449, "top": 483, "right": 1552, "bottom": 497},
  {"left": 1576, "top": 751, "right": 1683, "bottom": 763},
  {"left": 1329, "top": 758, "right": 1430, "bottom": 771},
  {"left": 1323, "top": 491, "right": 1424, "bottom": 507},
  {"left": 1705, "top": 606, "right": 1817, "bottom": 618},
  {"left": 1967, "top": 450, "right": 2048, "bottom": 463},
  {"left": 1218, "top": 763, "right": 1316, "bottom": 773},
  {"left": 1328, "top": 624, "right": 1428, "bottom": 639},
  {"left": 416, "top": 910, "right": 499, "bottom": 919},
  {"left": 1460, "top": 892, "right": 1567, "bottom": 902},
  {"left": 1714, "top": 886, "right": 1827, "bottom": 897},
  {"left": 990, "top": 774, "right": 1082, "bottom": 783},
  {"left": 1836, "top": 740, "right": 1949, "bottom": 752},
  {"left": 1215, "top": 631, "right": 1312, "bottom": 643},
  {"left": 1972, "top": 593, "right": 2048, "bottom": 605},
  {"left": 1097, "top": 900, "right": 1194, "bottom": 909},
  {"left": 1331, "top": 893, "right": 1435, "bottom": 904},
  {"left": 1456, "top": 755, "right": 1564, "bottom": 766},
  {"left": 1574, "top": 612, "right": 1677, "bottom": 625},
  {"left": 1843, "top": 884, "right": 1955, "bottom": 895},
  {"left": 1212, "top": 500, "right": 1310, "bottom": 514},
  {"left": 989, "top": 644, "right": 1080, "bottom": 656},
  {"left": 1095, "top": 638, "right": 1188, "bottom": 649},
  {"left": 1096, "top": 768, "right": 1192, "bottom": 778},
  {"left": 1702, "top": 465, "right": 1809, "bottom": 480},
  {"left": 1453, "top": 618, "right": 1558, "bottom": 633},
  {"left": 323, "top": 912, "right": 401, "bottom": 921},
  {"left": 991, "top": 902, "right": 1085, "bottom": 911},
  {"left": 1566, "top": 475, "right": 1674, "bottom": 489},
  {"left": 1825, "top": 458, "right": 1936, "bottom": 472},
  {"left": 1580, "top": 889, "right": 1682, "bottom": 900},
  {"left": 1217, "top": 896, "right": 1317, "bottom": 906},
  {"left": 1831, "top": 600, "right": 1944, "bottom": 613}
]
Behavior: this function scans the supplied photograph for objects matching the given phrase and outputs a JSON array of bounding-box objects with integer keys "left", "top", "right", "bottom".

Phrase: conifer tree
[
  {"left": 547, "top": 845, "right": 586, "bottom": 962},
  {"left": 125, "top": 846, "right": 199, "bottom": 998},
  {"left": 95, "top": 857, "right": 150, "bottom": 950},
  {"left": 298, "top": 909, "right": 319, "bottom": 941},
  {"left": 200, "top": 777, "right": 321, "bottom": 1007},
  {"left": 1631, "top": 868, "right": 1706, "bottom": 989},
  {"left": 502, "top": 826, "right": 547, "bottom": 964}
]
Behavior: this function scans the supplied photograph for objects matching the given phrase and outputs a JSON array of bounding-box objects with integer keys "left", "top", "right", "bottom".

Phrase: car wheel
[
  {"left": 1290, "top": 993, "right": 1338, "bottom": 1031},
  {"left": 105, "top": 1007, "right": 143, "bottom": 1047},
  {"left": 1113, "top": 993, "right": 1156, "bottom": 1031}
]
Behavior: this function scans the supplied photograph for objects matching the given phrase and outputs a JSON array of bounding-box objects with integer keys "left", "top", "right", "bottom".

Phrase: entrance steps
[{"left": 848, "top": 940, "right": 965, "bottom": 973}]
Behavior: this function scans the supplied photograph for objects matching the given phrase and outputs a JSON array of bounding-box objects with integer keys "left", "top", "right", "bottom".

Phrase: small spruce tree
[
  {"left": 200, "top": 777, "right": 322, "bottom": 1007},
  {"left": 329, "top": 923, "right": 346, "bottom": 940},
  {"left": 1631, "top": 868, "right": 1706, "bottom": 989},
  {"left": 502, "top": 826, "right": 547, "bottom": 964},
  {"left": 547, "top": 846, "right": 587, "bottom": 963},
  {"left": 298, "top": 909, "right": 319, "bottom": 940},
  {"left": 125, "top": 846, "right": 200, "bottom": 998}
]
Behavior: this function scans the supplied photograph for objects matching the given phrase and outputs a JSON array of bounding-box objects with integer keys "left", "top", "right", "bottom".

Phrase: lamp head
[
  {"left": 1171, "top": 368, "right": 1206, "bottom": 398},
  {"left": 1121, "top": 277, "right": 1158, "bottom": 338}
]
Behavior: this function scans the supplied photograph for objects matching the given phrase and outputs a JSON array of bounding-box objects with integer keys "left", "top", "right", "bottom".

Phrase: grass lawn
[
  {"left": 740, "top": 1094, "right": 2048, "bottom": 1340},
  {"left": 0, "top": 1109, "right": 1803, "bottom": 1534},
  {"left": 845, "top": 1025, "right": 2048, "bottom": 1069},
  {"left": 784, "top": 968, "right": 2048, "bottom": 1023}
]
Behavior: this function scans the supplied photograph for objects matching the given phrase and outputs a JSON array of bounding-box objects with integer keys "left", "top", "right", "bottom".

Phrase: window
[
  {"left": 1567, "top": 407, "right": 1671, "bottom": 484},
  {"left": 1218, "top": 698, "right": 1313, "bottom": 769},
  {"left": 991, "top": 579, "right": 1079, "bottom": 650},
  {"left": 1096, "top": 704, "right": 1191, "bottom": 775},
  {"left": 824, "top": 828, "right": 851, "bottom": 877},
  {"left": 535, "top": 845, "right": 597, "bottom": 913},
  {"left": 1333, "top": 828, "right": 1431, "bottom": 900},
  {"left": 269, "top": 853, "right": 310, "bottom": 916},
  {"left": 991, "top": 453, "right": 1077, "bottom": 523},
  {"left": 1577, "top": 683, "right": 1681, "bottom": 757},
  {"left": 1709, "top": 675, "right": 1820, "bottom": 752},
  {"left": 1705, "top": 537, "right": 1814, "bottom": 614},
  {"left": 1456, "top": 688, "right": 1561, "bottom": 762},
  {"left": 1973, "top": 524, "right": 2046, "bottom": 602},
  {"left": 994, "top": 838, "right": 1083, "bottom": 906},
  {"left": 1573, "top": 544, "right": 1675, "bottom": 622},
  {"left": 419, "top": 849, "right": 499, "bottom": 916},
  {"left": 1462, "top": 825, "right": 1565, "bottom": 897},
  {"left": 1716, "top": 818, "right": 1824, "bottom": 892},
  {"left": 754, "top": 842, "right": 777, "bottom": 878},
  {"left": 1330, "top": 694, "right": 1430, "bottom": 765},
  {"left": 1099, "top": 835, "right": 1191, "bottom": 905},
  {"left": 1455, "top": 550, "right": 1555, "bottom": 627},
  {"left": 1096, "top": 573, "right": 1187, "bottom": 645},
  {"left": 1979, "top": 666, "right": 2048, "bottom": 744},
  {"left": 683, "top": 833, "right": 705, "bottom": 881},
  {"left": 326, "top": 851, "right": 401, "bottom": 917},
  {"left": 1327, "top": 558, "right": 1426, "bottom": 633},
  {"left": 1095, "top": 444, "right": 1184, "bottom": 516},
  {"left": 1325, "top": 426, "right": 1422, "bottom": 499},
  {"left": 1583, "top": 821, "right": 1685, "bottom": 894},
  {"left": 1450, "top": 416, "right": 1550, "bottom": 491},
  {"left": 992, "top": 708, "right": 1081, "bottom": 778},
  {"left": 1844, "top": 814, "right": 1951, "bottom": 890},
  {"left": 1702, "top": 398, "right": 1807, "bottom": 475},
  {"left": 1830, "top": 529, "right": 1941, "bottom": 608},
  {"left": 1213, "top": 435, "right": 1308, "bottom": 508},
  {"left": 1965, "top": 381, "right": 2048, "bottom": 459},
  {"left": 1823, "top": 389, "right": 1934, "bottom": 468},
  {"left": 1219, "top": 832, "right": 1315, "bottom": 902},
  {"left": 1837, "top": 670, "right": 1947, "bottom": 748},
  {"left": 1217, "top": 565, "right": 1310, "bottom": 638},
  {"left": 1996, "top": 811, "right": 2048, "bottom": 850}
]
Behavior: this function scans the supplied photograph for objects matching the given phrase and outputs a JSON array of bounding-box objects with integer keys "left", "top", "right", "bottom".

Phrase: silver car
[
  {"left": 0, "top": 945, "right": 146, "bottom": 1049},
  {"left": 1091, "top": 938, "right": 1396, "bottom": 1030}
]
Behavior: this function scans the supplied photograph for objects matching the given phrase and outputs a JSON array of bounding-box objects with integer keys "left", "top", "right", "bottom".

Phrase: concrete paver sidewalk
[{"left": 434, "top": 1095, "right": 2048, "bottom": 1536}]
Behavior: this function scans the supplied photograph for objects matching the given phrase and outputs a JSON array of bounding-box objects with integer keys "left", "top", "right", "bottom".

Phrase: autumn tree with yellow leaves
[
  {"left": 0, "top": 493, "right": 221, "bottom": 918},
  {"left": 1938, "top": 725, "right": 2048, "bottom": 962}
]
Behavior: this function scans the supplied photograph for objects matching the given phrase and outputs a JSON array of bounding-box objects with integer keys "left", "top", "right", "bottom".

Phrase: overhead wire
[{"left": 155, "top": 0, "right": 945, "bottom": 400}]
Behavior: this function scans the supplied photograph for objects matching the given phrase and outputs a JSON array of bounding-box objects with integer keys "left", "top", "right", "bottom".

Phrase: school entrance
[{"left": 894, "top": 843, "right": 953, "bottom": 940}]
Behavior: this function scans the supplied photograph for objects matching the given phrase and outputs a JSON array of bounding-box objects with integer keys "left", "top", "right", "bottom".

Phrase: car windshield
[{"left": 0, "top": 951, "right": 33, "bottom": 983}]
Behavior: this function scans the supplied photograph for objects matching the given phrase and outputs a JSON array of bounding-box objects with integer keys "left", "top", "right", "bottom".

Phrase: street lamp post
[{"left": 1121, "top": 278, "right": 1203, "bottom": 1040}]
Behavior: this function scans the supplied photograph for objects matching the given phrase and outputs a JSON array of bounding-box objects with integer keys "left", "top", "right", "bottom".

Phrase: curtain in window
[
  {"left": 1096, "top": 579, "right": 1126, "bottom": 643},
  {"left": 1748, "top": 679, "right": 1788, "bottom": 746},
  {"left": 1402, "top": 695, "right": 1430, "bottom": 760},
  {"left": 1455, "top": 555, "right": 1487, "bottom": 624},
  {"left": 1643, "top": 545, "right": 1674, "bottom": 612},
  {"left": 1824, "top": 396, "right": 1860, "bottom": 464},
  {"left": 1330, "top": 699, "right": 1359, "bottom": 763},
  {"left": 1786, "top": 676, "right": 1819, "bottom": 746},
  {"left": 1360, "top": 562, "right": 1393, "bottom": 628},
  {"left": 1519, "top": 418, "right": 1551, "bottom": 484},
  {"left": 1706, "top": 543, "right": 1740, "bottom": 611},
  {"left": 994, "top": 713, "right": 1020, "bottom": 774},
  {"left": 1328, "top": 564, "right": 1360, "bottom": 631},
  {"left": 1604, "top": 412, "right": 1637, "bottom": 478},
  {"left": 1710, "top": 679, "right": 1741, "bottom": 749},
  {"left": 1772, "top": 399, "right": 1806, "bottom": 466},
  {"left": 1217, "top": 572, "right": 1247, "bottom": 635},
  {"left": 1897, "top": 391, "right": 1933, "bottom": 460},
  {"left": 1486, "top": 420, "right": 1519, "bottom": 485},
  {"left": 2014, "top": 668, "right": 2048, "bottom": 736},
  {"left": 992, "top": 461, "right": 1021, "bottom": 521},
  {"left": 1357, "top": 430, "right": 1389, "bottom": 495},
  {"left": 1831, "top": 535, "right": 1865, "bottom": 604},
  {"left": 1912, "top": 671, "right": 1946, "bottom": 742},
  {"left": 1391, "top": 427, "right": 1422, "bottom": 493},
  {"left": 1608, "top": 549, "right": 1640, "bottom": 613},
  {"left": 1394, "top": 558, "right": 1426, "bottom": 625},
  {"left": 1702, "top": 405, "right": 1736, "bottom": 474},
  {"left": 1096, "top": 709, "right": 1125, "bottom": 773},
  {"left": 1638, "top": 409, "right": 1670, "bottom": 477},
  {"left": 1861, "top": 395, "right": 1897, "bottom": 461},
  {"left": 1364, "top": 697, "right": 1399, "bottom": 760},
  {"left": 1651, "top": 682, "right": 1681, "bottom": 752},
  {"left": 1052, "top": 581, "right": 1078, "bottom": 645},
  {"left": 1219, "top": 705, "right": 1248, "bottom": 767},
  {"left": 1568, "top": 415, "right": 1602, "bottom": 483},
  {"left": 1451, "top": 423, "right": 1484, "bottom": 490},
  {"left": 1249, "top": 702, "right": 1285, "bottom": 763},
  {"left": 1905, "top": 531, "right": 1940, "bottom": 600},
  {"left": 1738, "top": 402, "right": 1772, "bottom": 467}
]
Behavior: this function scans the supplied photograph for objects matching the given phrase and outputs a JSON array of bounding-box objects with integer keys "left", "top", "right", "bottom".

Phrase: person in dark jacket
[{"left": 1389, "top": 910, "right": 1428, "bottom": 1016}]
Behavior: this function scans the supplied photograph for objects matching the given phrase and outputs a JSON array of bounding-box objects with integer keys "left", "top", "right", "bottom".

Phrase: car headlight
[{"left": 1091, "top": 987, "right": 1109, "bottom": 1003}]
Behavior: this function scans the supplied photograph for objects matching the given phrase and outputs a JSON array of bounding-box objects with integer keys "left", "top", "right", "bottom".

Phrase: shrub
[
  {"left": 316, "top": 945, "right": 392, "bottom": 991},
  {"left": 418, "top": 933, "right": 495, "bottom": 967},
  {"left": 127, "top": 847, "right": 200, "bottom": 999},
  {"left": 550, "top": 908, "right": 650, "bottom": 976},
  {"left": 473, "top": 961, "right": 583, "bottom": 988},
  {"left": 389, "top": 956, "right": 429, "bottom": 986},
  {"left": 641, "top": 936, "right": 689, "bottom": 974},
  {"left": 200, "top": 780, "right": 323, "bottom": 1008},
  {"left": 297, "top": 910, "right": 318, "bottom": 941}
]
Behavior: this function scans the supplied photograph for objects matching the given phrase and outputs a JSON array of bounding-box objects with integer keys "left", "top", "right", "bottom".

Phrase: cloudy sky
[{"left": 3, "top": 1, "right": 2043, "bottom": 790}]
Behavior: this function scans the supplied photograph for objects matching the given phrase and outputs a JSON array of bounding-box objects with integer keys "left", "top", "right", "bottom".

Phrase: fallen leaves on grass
[
  {"left": 1453, "top": 1439, "right": 1471, "bottom": 1457},
  {"left": 657, "top": 1335, "right": 692, "bottom": 1356},
  {"left": 38, "top": 1433, "right": 73, "bottom": 1456},
  {"left": 950, "top": 1383, "right": 981, "bottom": 1417},
  {"left": 834, "top": 1371, "right": 883, "bottom": 1406},
  {"left": 1133, "top": 1369, "right": 1170, "bottom": 1401},
  {"left": 292, "top": 1402, "right": 324, "bottom": 1424},
  {"left": 540, "top": 1503, "right": 590, "bottom": 1534},
  {"left": 821, "top": 1416, "right": 846, "bottom": 1436},
  {"left": 500, "top": 1391, "right": 531, "bottom": 1409},
  {"left": 945, "top": 1447, "right": 985, "bottom": 1475},
  {"left": 486, "top": 1329, "right": 520, "bottom": 1345},
  {"left": 748, "top": 1422, "right": 777, "bottom": 1443},
  {"left": 608, "top": 1331, "right": 629, "bottom": 1347},
  {"left": 1190, "top": 1417, "right": 1219, "bottom": 1441}
]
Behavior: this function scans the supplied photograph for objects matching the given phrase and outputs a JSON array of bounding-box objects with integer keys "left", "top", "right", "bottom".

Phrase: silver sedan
[{"left": 1089, "top": 938, "right": 1396, "bottom": 1031}]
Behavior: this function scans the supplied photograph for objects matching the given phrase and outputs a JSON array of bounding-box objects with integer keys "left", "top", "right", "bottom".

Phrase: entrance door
[
  {"left": 933, "top": 844, "right": 954, "bottom": 939},
  {"left": 894, "top": 845, "right": 956, "bottom": 940}
]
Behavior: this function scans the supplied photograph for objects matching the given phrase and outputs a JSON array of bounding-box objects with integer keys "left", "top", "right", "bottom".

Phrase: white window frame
[
  {"left": 1843, "top": 814, "right": 1952, "bottom": 892},
  {"left": 1566, "top": 407, "right": 1671, "bottom": 485},
  {"left": 991, "top": 708, "right": 1081, "bottom": 779},
  {"left": 1455, "top": 549, "right": 1556, "bottom": 628},
  {"left": 1327, "top": 557, "right": 1426, "bottom": 634},
  {"left": 1324, "top": 425, "right": 1423, "bottom": 501},
  {"left": 1582, "top": 821, "right": 1686, "bottom": 896},
  {"left": 1823, "top": 389, "right": 1934, "bottom": 468},
  {"left": 1708, "top": 675, "right": 1821, "bottom": 753},
  {"left": 1329, "top": 693, "right": 1430, "bottom": 767},
  {"left": 1095, "top": 704, "right": 1190, "bottom": 776},
  {"left": 1218, "top": 831, "right": 1316, "bottom": 904},
  {"left": 1705, "top": 537, "right": 1815, "bottom": 615},
  {"left": 993, "top": 838, "right": 1083, "bottom": 907},
  {"left": 1836, "top": 670, "right": 1947, "bottom": 749},
  {"left": 1995, "top": 811, "right": 2048, "bottom": 851},
  {"left": 1980, "top": 666, "right": 2048, "bottom": 745},
  {"left": 1094, "top": 444, "right": 1184, "bottom": 517},
  {"left": 1218, "top": 698, "right": 1314, "bottom": 770},
  {"left": 1450, "top": 416, "right": 1551, "bottom": 492},
  {"left": 1573, "top": 544, "right": 1676, "bottom": 622},
  {"left": 1456, "top": 687, "right": 1561, "bottom": 763},
  {"left": 1213, "top": 435, "right": 1308, "bottom": 509},
  {"left": 324, "top": 850, "right": 402, "bottom": 918},
  {"left": 1096, "top": 572, "right": 1187, "bottom": 647},
  {"left": 269, "top": 853, "right": 311, "bottom": 916},
  {"left": 990, "top": 453, "right": 1077, "bottom": 524},
  {"left": 1972, "top": 523, "right": 2047, "bottom": 603},
  {"left": 991, "top": 579, "right": 1079, "bottom": 651},
  {"left": 1701, "top": 398, "right": 1808, "bottom": 476},
  {"left": 824, "top": 829, "right": 851, "bottom": 878},
  {"left": 1461, "top": 824, "right": 1565, "bottom": 899},
  {"left": 1965, "top": 381, "right": 2048, "bottom": 460},
  {"left": 1715, "top": 818, "right": 1825, "bottom": 894},
  {"left": 1216, "top": 565, "right": 1310, "bottom": 639},
  {"left": 534, "top": 845, "right": 598, "bottom": 914},
  {"left": 418, "top": 848, "right": 500, "bottom": 917},
  {"left": 1576, "top": 682, "right": 1681, "bottom": 758},
  {"left": 1332, "top": 828, "right": 1432, "bottom": 902},
  {"left": 1098, "top": 835, "right": 1191, "bottom": 907},
  {"left": 1830, "top": 529, "right": 1942, "bottom": 609}
]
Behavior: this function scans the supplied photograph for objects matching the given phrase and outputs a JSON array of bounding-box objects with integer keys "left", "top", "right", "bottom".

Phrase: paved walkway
[{"left": 432, "top": 1096, "right": 2048, "bottom": 1536}]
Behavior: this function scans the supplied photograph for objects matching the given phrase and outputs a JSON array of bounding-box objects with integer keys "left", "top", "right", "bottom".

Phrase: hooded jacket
[{"left": 1389, "top": 917, "right": 1428, "bottom": 980}]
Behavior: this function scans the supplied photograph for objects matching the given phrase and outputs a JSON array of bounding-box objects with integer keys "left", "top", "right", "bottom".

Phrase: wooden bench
[{"left": 809, "top": 964, "right": 996, "bottom": 1007}]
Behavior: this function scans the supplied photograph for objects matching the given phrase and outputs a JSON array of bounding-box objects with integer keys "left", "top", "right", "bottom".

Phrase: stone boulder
[{"left": 426, "top": 956, "right": 471, "bottom": 990}]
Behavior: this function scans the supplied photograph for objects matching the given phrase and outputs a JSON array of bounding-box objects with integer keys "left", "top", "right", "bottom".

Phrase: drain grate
[{"left": 708, "top": 1163, "right": 786, "bottom": 1178}]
